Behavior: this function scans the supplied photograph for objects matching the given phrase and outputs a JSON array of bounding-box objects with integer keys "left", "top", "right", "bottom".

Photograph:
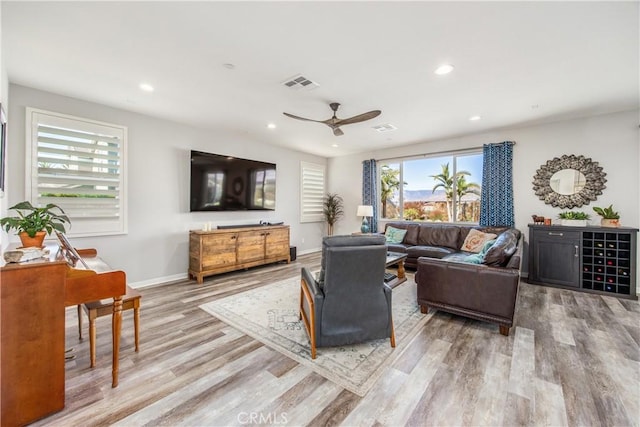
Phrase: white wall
[
  {"left": 328, "top": 110, "right": 640, "bottom": 276},
  {"left": 0, "top": 3, "right": 9, "bottom": 249},
  {"left": 7, "top": 84, "right": 327, "bottom": 286}
]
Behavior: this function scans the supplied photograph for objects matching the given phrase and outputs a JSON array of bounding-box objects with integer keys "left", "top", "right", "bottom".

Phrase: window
[
  {"left": 26, "top": 108, "right": 127, "bottom": 237},
  {"left": 250, "top": 168, "right": 276, "bottom": 209},
  {"left": 205, "top": 172, "right": 225, "bottom": 208},
  {"left": 379, "top": 151, "right": 483, "bottom": 223},
  {"left": 300, "top": 161, "right": 325, "bottom": 222}
]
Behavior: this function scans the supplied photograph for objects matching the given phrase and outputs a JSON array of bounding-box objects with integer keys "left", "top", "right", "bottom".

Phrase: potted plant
[
  {"left": 323, "top": 193, "right": 344, "bottom": 236},
  {"left": 557, "top": 211, "right": 590, "bottom": 227},
  {"left": 593, "top": 204, "right": 620, "bottom": 227},
  {"left": 0, "top": 201, "right": 70, "bottom": 247}
]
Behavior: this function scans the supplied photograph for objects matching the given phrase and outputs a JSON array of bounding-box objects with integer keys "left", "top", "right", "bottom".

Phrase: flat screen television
[{"left": 190, "top": 150, "right": 276, "bottom": 212}]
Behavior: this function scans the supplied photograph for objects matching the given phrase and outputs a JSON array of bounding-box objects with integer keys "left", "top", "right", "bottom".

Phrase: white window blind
[
  {"left": 26, "top": 108, "right": 127, "bottom": 237},
  {"left": 300, "top": 161, "right": 325, "bottom": 223}
]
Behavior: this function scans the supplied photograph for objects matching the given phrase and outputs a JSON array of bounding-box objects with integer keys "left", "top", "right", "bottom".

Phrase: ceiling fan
[{"left": 283, "top": 102, "right": 381, "bottom": 136}]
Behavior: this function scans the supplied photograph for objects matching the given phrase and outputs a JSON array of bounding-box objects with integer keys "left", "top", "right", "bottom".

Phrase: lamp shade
[{"left": 356, "top": 205, "right": 374, "bottom": 217}]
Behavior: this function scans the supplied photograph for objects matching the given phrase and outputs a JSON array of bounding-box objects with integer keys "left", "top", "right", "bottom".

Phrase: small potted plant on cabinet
[
  {"left": 0, "top": 201, "right": 70, "bottom": 247},
  {"left": 593, "top": 204, "right": 620, "bottom": 227},
  {"left": 557, "top": 211, "right": 590, "bottom": 227}
]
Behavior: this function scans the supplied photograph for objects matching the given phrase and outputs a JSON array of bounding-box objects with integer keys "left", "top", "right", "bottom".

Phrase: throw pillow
[
  {"left": 483, "top": 230, "right": 519, "bottom": 267},
  {"left": 462, "top": 239, "right": 496, "bottom": 264},
  {"left": 385, "top": 226, "right": 407, "bottom": 244},
  {"left": 461, "top": 229, "right": 497, "bottom": 253}
]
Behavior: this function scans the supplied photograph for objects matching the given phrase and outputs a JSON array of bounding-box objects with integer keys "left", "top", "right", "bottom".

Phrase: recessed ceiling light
[
  {"left": 267, "top": 123, "right": 276, "bottom": 129},
  {"left": 469, "top": 115, "right": 481, "bottom": 121},
  {"left": 139, "top": 83, "right": 154, "bottom": 92},
  {"left": 434, "top": 64, "right": 454, "bottom": 75},
  {"left": 331, "top": 144, "right": 339, "bottom": 148}
]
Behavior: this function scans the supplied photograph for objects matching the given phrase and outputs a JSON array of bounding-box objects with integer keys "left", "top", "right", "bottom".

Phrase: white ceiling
[{"left": 3, "top": 1, "right": 638, "bottom": 158}]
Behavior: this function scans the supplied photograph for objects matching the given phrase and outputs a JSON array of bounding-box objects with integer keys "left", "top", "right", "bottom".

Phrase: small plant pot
[
  {"left": 561, "top": 219, "right": 587, "bottom": 227},
  {"left": 18, "top": 231, "right": 47, "bottom": 248},
  {"left": 600, "top": 218, "right": 620, "bottom": 228}
]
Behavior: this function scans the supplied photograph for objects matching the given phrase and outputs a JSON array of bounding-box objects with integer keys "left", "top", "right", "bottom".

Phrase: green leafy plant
[
  {"left": 557, "top": 211, "right": 590, "bottom": 220},
  {"left": 0, "top": 201, "right": 70, "bottom": 237},
  {"left": 323, "top": 193, "right": 344, "bottom": 235},
  {"left": 593, "top": 205, "right": 620, "bottom": 219}
]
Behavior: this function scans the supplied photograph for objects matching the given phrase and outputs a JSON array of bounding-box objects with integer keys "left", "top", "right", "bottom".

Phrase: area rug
[{"left": 199, "top": 275, "right": 432, "bottom": 396}]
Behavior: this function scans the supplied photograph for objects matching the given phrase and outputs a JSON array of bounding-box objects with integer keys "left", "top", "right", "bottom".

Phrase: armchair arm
[
  {"left": 300, "top": 267, "right": 324, "bottom": 348},
  {"left": 383, "top": 282, "right": 393, "bottom": 304},
  {"left": 301, "top": 267, "right": 322, "bottom": 297}
]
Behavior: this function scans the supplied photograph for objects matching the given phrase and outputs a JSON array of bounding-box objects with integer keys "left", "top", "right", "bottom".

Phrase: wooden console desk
[{"left": 0, "top": 245, "right": 126, "bottom": 426}]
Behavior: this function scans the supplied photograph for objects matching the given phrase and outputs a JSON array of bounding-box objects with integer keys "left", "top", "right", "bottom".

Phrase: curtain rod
[{"left": 369, "top": 140, "right": 515, "bottom": 164}]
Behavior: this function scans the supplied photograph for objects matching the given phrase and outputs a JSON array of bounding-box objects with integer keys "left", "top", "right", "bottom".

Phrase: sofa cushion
[
  {"left": 417, "top": 225, "right": 460, "bottom": 249},
  {"left": 463, "top": 253, "right": 484, "bottom": 264},
  {"left": 461, "top": 229, "right": 497, "bottom": 253},
  {"left": 386, "top": 243, "right": 409, "bottom": 253},
  {"left": 385, "top": 226, "right": 407, "bottom": 244},
  {"left": 385, "top": 222, "right": 419, "bottom": 245},
  {"left": 441, "top": 252, "right": 474, "bottom": 263},
  {"left": 483, "top": 229, "right": 519, "bottom": 267},
  {"left": 408, "top": 245, "right": 456, "bottom": 259}
]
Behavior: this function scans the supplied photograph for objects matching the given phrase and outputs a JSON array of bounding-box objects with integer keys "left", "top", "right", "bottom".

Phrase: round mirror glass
[{"left": 549, "top": 169, "right": 586, "bottom": 195}]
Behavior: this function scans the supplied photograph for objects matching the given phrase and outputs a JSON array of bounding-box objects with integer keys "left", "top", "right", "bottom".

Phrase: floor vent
[
  {"left": 282, "top": 74, "right": 319, "bottom": 90},
  {"left": 372, "top": 124, "right": 397, "bottom": 132}
]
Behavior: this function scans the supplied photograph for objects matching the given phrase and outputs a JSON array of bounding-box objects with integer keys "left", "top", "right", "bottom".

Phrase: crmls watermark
[{"left": 237, "top": 411, "right": 288, "bottom": 425}]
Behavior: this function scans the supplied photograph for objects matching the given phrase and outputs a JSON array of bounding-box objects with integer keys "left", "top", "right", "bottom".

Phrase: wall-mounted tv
[{"left": 190, "top": 150, "right": 276, "bottom": 212}]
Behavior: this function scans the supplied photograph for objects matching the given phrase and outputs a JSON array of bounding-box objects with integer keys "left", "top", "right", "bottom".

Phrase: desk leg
[
  {"left": 397, "top": 260, "right": 406, "bottom": 280},
  {"left": 112, "top": 296, "right": 123, "bottom": 388}
]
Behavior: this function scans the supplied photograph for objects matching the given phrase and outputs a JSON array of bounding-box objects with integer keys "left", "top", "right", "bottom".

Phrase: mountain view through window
[{"left": 380, "top": 152, "right": 483, "bottom": 223}]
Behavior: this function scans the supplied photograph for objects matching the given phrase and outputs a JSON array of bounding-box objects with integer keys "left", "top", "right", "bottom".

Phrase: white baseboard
[
  {"left": 128, "top": 250, "right": 323, "bottom": 289},
  {"left": 298, "top": 247, "right": 321, "bottom": 256},
  {"left": 128, "top": 272, "right": 189, "bottom": 289}
]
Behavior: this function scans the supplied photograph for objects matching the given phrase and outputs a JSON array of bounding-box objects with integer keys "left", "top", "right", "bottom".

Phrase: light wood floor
[{"left": 33, "top": 253, "right": 639, "bottom": 426}]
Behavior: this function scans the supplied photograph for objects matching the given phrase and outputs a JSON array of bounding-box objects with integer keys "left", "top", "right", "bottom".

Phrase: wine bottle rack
[
  {"left": 582, "top": 231, "right": 632, "bottom": 295},
  {"left": 529, "top": 224, "right": 637, "bottom": 299}
]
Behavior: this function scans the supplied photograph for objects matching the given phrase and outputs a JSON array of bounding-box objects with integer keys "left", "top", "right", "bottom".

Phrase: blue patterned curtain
[
  {"left": 479, "top": 141, "right": 515, "bottom": 227},
  {"left": 362, "top": 159, "right": 378, "bottom": 232}
]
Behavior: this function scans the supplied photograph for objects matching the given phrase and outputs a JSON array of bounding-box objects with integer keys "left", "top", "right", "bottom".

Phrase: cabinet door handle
[
  {"left": 548, "top": 232, "right": 564, "bottom": 236},
  {"left": 575, "top": 245, "right": 579, "bottom": 257}
]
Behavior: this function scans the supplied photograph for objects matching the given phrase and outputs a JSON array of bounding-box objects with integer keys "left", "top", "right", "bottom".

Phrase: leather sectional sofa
[{"left": 383, "top": 221, "right": 523, "bottom": 335}]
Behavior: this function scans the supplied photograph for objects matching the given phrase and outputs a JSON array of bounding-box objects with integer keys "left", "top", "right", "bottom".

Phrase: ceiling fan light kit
[{"left": 283, "top": 102, "right": 381, "bottom": 136}]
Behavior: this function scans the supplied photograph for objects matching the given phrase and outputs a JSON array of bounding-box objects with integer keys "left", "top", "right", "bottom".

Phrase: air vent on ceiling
[
  {"left": 372, "top": 124, "right": 397, "bottom": 133},
  {"left": 282, "top": 74, "right": 319, "bottom": 90}
]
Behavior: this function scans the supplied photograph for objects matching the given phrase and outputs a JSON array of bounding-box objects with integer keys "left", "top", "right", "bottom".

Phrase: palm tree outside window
[{"left": 378, "top": 151, "right": 483, "bottom": 223}]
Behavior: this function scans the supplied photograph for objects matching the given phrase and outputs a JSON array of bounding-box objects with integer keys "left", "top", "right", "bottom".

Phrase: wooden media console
[{"left": 188, "top": 224, "right": 290, "bottom": 284}]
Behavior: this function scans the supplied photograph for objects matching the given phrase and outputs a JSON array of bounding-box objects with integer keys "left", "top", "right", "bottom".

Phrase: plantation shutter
[
  {"left": 300, "top": 162, "right": 325, "bottom": 223},
  {"left": 27, "top": 108, "right": 127, "bottom": 236}
]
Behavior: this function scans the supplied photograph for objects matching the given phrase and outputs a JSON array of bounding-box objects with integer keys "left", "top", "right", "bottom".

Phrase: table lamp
[{"left": 356, "top": 205, "right": 374, "bottom": 233}]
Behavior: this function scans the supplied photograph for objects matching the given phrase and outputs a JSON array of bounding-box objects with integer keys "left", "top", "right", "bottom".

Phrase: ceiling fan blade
[
  {"left": 333, "top": 127, "right": 344, "bottom": 136},
  {"left": 282, "top": 112, "right": 324, "bottom": 123},
  {"left": 335, "top": 110, "right": 382, "bottom": 126}
]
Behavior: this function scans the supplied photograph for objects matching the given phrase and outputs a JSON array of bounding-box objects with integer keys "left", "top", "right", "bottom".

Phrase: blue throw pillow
[
  {"left": 385, "top": 226, "right": 407, "bottom": 244},
  {"left": 462, "top": 239, "right": 496, "bottom": 264}
]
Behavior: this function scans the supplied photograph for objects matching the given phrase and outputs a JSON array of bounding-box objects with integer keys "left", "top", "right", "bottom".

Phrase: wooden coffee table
[{"left": 385, "top": 251, "right": 408, "bottom": 288}]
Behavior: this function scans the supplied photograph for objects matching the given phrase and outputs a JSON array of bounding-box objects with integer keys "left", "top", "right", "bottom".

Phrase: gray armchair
[{"left": 300, "top": 235, "right": 395, "bottom": 359}]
